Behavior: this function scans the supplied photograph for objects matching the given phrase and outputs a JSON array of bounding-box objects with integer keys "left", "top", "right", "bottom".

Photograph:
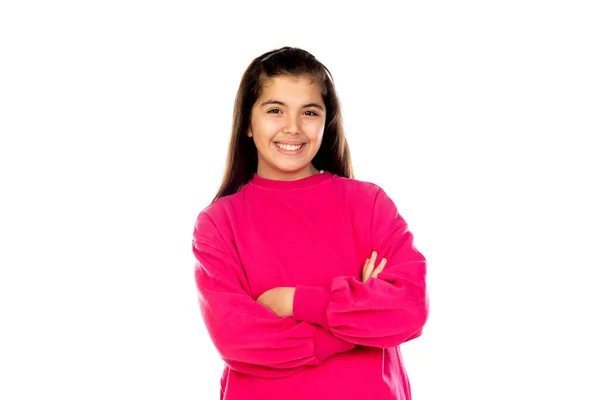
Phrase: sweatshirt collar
[{"left": 249, "top": 170, "right": 333, "bottom": 190}]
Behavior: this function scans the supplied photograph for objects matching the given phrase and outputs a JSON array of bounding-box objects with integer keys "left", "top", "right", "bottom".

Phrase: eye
[
  {"left": 267, "top": 108, "right": 282, "bottom": 114},
  {"left": 304, "top": 110, "right": 318, "bottom": 116}
]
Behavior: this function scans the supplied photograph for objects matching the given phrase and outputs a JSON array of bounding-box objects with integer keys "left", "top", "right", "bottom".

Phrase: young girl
[{"left": 192, "top": 46, "right": 428, "bottom": 400}]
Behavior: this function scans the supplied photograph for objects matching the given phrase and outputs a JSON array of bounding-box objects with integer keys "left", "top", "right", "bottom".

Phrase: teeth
[{"left": 276, "top": 143, "right": 303, "bottom": 151}]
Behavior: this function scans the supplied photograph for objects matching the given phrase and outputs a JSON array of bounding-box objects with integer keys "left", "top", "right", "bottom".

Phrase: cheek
[
  {"left": 257, "top": 120, "right": 283, "bottom": 141},
  {"left": 304, "top": 121, "right": 325, "bottom": 142}
]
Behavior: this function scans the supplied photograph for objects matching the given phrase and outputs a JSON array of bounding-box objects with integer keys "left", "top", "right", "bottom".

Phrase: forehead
[{"left": 258, "top": 75, "right": 323, "bottom": 102}]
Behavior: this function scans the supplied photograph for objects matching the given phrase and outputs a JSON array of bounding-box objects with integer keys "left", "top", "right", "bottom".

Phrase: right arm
[{"left": 192, "top": 210, "right": 355, "bottom": 378}]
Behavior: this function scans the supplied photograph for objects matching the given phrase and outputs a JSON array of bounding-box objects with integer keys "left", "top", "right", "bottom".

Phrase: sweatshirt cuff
[
  {"left": 313, "top": 325, "right": 355, "bottom": 362},
  {"left": 293, "top": 285, "right": 331, "bottom": 328}
]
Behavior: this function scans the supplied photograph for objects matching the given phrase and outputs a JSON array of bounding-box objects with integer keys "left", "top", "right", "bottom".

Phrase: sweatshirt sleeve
[
  {"left": 292, "top": 187, "right": 428, "bottom": 348},
  {"left": 192, "top": 210, "right": 356, "bottom": 378}
]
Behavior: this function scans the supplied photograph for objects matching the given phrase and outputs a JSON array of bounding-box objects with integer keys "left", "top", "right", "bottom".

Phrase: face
[{"left": 247, "top": 75, "right": 326, "bottom": 181}]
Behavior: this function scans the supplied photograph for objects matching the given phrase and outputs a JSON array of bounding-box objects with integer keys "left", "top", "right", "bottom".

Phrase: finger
[
  {"left": 371, "top": 258, "right": 387, "bottom": 279},
  {"left": 361, "top": 258, "right": 369, "bottom": 282},
  {"left": 363, "top": 251, "right": 377, "bottom": 282}
]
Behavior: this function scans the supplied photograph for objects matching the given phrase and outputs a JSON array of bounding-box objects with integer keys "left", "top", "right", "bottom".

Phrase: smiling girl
[{"left": 192, "top": 46, "right": 428, "bottom": 400}]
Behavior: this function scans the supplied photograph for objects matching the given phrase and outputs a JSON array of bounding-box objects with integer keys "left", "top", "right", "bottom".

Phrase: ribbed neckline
[{"left": 249, "top": 170, "right": 333, "bottom": 190}]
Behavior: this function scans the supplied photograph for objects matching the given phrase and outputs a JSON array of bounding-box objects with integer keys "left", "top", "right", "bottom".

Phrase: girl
[{"left": 192, "top": 46, "right": 428, "bottom": 400}]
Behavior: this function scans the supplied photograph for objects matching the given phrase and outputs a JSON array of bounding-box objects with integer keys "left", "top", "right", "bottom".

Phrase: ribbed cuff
[
  {"left": 313, "top": 325, "right": 355, "bottom": 362},
  {"left": 293, "top": 285, "right": 331, "bottom": 328}
]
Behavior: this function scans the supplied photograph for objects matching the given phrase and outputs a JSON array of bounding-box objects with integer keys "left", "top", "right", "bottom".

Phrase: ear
[{"left": 247, "top": 126, "right": 253, "bottom": 138}]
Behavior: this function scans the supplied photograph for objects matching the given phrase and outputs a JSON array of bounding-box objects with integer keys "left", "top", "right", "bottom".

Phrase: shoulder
[
  {"left": 197, "top": 195, "right": 231, "bottom": 220},
  {"left": 333, "top": 174, "right": 380, "bottom": 192},
  {"left": 333, "top": 174, "right": 401, "bottom": 217},
  {"left": 195, "top": 183, "right": 252, "bottom": 224},
  {"left": 332, "top": 174, "right": 385, "bottom": 203},
  {"left": 192, "top": 194, "right": 239, "bottom": 244}
]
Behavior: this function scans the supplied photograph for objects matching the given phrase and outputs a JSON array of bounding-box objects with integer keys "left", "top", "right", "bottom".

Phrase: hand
[
  {"left": 256, "top": 287, "right": 296, "bottom": 318},
  {"left": 362, "top": 251, "right": 387, "bottom": 283}
]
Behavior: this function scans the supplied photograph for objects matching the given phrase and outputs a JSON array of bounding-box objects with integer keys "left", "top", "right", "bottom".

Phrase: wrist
[{"left": 293, "top": 285, "right": 331, "bottom": 327}]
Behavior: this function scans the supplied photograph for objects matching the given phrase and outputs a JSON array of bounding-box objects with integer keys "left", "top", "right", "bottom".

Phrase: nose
[{"left": 283, "top": 114, "right": 301, "bottom": 135}]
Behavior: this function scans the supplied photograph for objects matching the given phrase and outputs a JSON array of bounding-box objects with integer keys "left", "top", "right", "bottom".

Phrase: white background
[{"left": 1, "top": 1, "right": 599, "bottom": 399}]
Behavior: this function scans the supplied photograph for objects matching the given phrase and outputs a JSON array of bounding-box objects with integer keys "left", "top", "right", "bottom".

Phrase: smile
[{"left": 274, "top": 142, "right": 306, "bottom": 154}]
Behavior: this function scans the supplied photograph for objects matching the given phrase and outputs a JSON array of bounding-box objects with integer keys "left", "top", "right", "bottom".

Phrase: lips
[
  {"left": 274, "top": 142, "right": 306, "bottom": 154},
  {"left": 273, "top": 141, "right": 306, "bottom": 145}
]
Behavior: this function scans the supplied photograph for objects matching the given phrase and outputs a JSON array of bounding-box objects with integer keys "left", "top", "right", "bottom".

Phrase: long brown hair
[{"left": 212, "top": 46, "right": 353, "bottom": 202}]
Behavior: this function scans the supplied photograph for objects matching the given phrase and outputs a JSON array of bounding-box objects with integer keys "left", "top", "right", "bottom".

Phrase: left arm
[{"left": 291, "top": 187, "right": 429, "bottom": 348}]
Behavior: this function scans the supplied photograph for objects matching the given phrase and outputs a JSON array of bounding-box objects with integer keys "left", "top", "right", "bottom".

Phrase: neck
[{"left": 256, "top": 164, "right": 320, "bottom": 181}]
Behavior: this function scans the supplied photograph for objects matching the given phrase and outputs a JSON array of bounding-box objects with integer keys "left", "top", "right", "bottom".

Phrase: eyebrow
[{"left": 259, "top": 100, "right": 324, "bottom": 111}]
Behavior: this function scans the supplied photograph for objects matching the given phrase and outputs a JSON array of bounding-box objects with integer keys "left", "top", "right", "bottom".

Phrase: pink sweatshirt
[{"left": 192, "top": 171, "right": 428, "bottom": 400}]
